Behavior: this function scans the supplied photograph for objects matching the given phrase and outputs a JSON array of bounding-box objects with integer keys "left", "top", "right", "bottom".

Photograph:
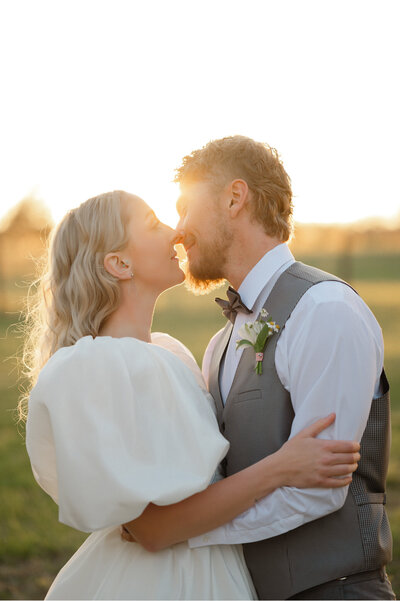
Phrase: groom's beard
[
  {"left": 184, "top": 263, "right": 226, "bottom": 295},
  {"left": 183, "top": 225, "right": 232, "bottom": 295}
]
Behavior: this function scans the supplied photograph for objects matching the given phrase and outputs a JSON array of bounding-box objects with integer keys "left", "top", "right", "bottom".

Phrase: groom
[{"left": 171, "top": 135, "right": 394, "bottom": 600}]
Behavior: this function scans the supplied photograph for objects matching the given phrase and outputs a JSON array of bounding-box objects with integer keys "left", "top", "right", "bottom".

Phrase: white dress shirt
[{"left": 189, "top": 243, "right": 384, "bottom": 547}]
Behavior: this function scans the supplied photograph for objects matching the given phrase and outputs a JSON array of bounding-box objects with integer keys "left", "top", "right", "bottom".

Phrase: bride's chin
[{"left": 162, "top": 266, "right": 186, "bottom": 291}]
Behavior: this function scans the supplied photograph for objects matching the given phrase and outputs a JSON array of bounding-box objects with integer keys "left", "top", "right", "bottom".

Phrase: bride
[{"left": 23, "top": 191, "right": 360, "bottom": 600}]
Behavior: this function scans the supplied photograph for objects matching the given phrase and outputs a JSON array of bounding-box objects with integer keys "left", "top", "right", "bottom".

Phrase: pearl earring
[{"left": 121, "top": 260, "right": 134, "bottom": 279}]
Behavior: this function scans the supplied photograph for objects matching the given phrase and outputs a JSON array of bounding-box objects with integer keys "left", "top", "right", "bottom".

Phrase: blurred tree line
[
  {"left": 0, "top": 198, "right": 52, "bottom": 311},
  {"left": 0, "top": 197, "right": 399, "bottom": 311}
]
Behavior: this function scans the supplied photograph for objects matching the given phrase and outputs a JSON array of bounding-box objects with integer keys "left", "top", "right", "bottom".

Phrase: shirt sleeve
[{"left": 189, "top": 282, "right": 384, "bottom": 546}]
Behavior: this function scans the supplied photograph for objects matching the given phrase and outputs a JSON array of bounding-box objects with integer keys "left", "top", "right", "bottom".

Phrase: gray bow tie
[{"left": 215, "top": 286, "right": 253, "bottom": 324}]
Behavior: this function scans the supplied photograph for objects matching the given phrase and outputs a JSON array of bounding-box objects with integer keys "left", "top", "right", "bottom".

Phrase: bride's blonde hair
[{"left": 18, "top": 190, "right": 130, "bottom": 420}]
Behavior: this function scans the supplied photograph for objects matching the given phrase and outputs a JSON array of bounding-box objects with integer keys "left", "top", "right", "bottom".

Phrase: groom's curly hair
[{"left": 174, "top": 135, "right": 294, "bottom": 242}]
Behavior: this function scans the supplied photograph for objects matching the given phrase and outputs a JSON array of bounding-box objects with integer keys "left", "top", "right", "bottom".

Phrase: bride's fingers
[
  {"left": 322, "top": 475, "right": 353, "bottom": 488},
  {"left": 324, "top": 462, "right": 358, "bottom": 476},
  {"left": 120, "top": 525, "right": 135, "bottom": 542},
  {"left": 324, "top": 452, "right": 361, "bottom": 466},
  {"left": 295, "top": 414, "right": 336, "bottom": 438},
  {"left": 322, "top": 439, "right": 361, "bottom": 453}
]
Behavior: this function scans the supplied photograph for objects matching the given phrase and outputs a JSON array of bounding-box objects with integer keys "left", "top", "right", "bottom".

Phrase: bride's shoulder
[
  {"left": 151, "top": 332, "right": 196, "bottom": 361},
  {"left": 36, "top": 335, "right": 189, "bottom": 386},
  {"left": 151, "top": 332, "right": 207, "bottom": 389},
  {"left": 35, "top": 336, "right": 157, "bottom": 388},
  {"left": 44, "top": 335, "right": 144, "bottom": 365}
]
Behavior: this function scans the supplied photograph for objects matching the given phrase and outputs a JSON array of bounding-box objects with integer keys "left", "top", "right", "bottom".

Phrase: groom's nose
[
  {"left": 175, "top": 214, "right": 184, "bottom": 232},
  {"left": 173, "top": 228, "right": 185, "bottom": 245},
  {"left": 174, "top": 217, "right": 186, "bottom": 243}
]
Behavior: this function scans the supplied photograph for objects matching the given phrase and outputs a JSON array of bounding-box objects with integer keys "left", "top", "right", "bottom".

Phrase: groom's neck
[{"left": 224, "top": 231, "right": 282, "bottom": 290}]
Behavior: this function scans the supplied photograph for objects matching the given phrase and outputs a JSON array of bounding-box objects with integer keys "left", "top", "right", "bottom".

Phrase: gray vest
[{"left": 209, "top": 262, "right": 392, "bottom": 600}]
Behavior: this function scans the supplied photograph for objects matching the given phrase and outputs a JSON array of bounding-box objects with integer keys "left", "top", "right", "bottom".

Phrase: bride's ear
[{"left": 104, "top": 253, "right": 133, "bottom": 280}]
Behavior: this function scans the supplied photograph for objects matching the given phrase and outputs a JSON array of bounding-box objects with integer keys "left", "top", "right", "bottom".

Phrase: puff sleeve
[{"left": 26, "top": 336, "right": 228, "bottom": 532}]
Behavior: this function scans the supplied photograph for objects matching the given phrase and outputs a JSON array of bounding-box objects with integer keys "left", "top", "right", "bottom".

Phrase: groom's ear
[
  {"left": 104, "top": 253, "right": 132, "bottom": 280},
  {"left": 228, "top": 179, "right": 249, "bottom": 217}
]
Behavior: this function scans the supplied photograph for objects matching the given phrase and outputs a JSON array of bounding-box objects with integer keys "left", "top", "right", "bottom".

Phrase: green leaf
[
  {"left": 236, "top": 338, "right": 254, "bottom": 349},
  {"left": 254, "top": 323, "right": 272, "bottom": 352}
]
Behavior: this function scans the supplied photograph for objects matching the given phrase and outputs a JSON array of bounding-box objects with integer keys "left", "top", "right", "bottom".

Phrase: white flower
[
  {"left": 237, "top": 322, "right": 259, "bottom": 345},
  {"left": 237, "top": 319, "right": 274, "bottom": 347},
  {"left": 268, "top": 321, "right": 280, "bottom": 333},
  {"left": 235, "top": 312, "right": 280, "bottom": 374},
  {"left": 252, "top": 320, "right": 265, "bottom": 336}
]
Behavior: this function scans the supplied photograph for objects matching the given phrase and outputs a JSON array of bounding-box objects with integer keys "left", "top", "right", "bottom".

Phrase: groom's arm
[{"left": 189, "top": 283, "right": 382, "bottom": 547}]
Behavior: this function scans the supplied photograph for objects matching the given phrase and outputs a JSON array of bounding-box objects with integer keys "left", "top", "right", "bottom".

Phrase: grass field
[{"left": 1, "top": 265, "right": 399, "bottom": 598}]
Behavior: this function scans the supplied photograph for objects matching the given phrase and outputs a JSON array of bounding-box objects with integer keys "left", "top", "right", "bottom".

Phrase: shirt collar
[{"left": 237, "top": 243, "right": 294, "bottom": 309}]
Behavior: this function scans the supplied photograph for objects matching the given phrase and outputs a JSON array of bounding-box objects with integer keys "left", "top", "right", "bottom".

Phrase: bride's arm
[{"left": 122, "top": 414, "right": 360, "bottom": 552}]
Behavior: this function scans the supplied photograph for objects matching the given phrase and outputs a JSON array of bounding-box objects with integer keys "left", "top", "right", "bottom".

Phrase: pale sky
[{"left": 0, "top": 0, "right": 399, "bottom": 228}]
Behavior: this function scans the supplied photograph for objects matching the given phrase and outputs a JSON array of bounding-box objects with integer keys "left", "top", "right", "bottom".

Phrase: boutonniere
[{"left": 236, "top": 309, "right": 280, "bottom": 374}]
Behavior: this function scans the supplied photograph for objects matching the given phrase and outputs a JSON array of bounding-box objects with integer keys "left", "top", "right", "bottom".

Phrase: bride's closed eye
[{"left": 147, "top": 213, "right": 162, "bottom": 230}]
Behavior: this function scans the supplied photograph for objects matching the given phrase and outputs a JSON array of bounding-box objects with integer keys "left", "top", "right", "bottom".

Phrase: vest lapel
[
  {"left": 223, "top": 263, "right": 313, "bottom": 411},
  {"left": 223, "top": 339, "right": 257, "bottom": 413},
  {"left": 208, "top": 322, "right": 233, "bottom": 419}
]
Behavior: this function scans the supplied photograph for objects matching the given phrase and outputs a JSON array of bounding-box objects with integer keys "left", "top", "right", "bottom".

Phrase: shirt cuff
[{"left": 188, "top": 513, "right": 305, "bottom": 547}]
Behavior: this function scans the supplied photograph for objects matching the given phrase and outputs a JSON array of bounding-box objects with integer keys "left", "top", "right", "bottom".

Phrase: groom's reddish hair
[{"left": 174, "top": 135, "right": 293, "bottom": 242}]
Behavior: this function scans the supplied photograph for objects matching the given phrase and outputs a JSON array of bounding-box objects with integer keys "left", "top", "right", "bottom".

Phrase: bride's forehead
[{"left": 123, "top": 194, "right": 150, "bottom": 218}]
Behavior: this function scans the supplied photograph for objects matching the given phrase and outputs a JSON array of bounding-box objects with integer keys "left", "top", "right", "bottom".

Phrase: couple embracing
[{"left": 24, "top": 136, "right": 394, "bottom": 599}]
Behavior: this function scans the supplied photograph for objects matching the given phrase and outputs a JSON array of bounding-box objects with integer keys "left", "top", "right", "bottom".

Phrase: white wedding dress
[{"left": 26, "top": 333, "right": 256, "bottom": 600}]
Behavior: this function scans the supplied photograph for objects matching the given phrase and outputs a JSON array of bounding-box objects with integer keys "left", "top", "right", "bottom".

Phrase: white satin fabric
[{"left": 26, "top": 333, "right": 256, "bottom": 600}]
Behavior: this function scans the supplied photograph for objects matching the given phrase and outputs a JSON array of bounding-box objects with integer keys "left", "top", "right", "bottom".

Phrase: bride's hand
[
  {"left": 120, "top": 524, "right": 137, "bottom": 543},
  {"left": 274, "top": 413, "right": 360, "bottom": 489}
]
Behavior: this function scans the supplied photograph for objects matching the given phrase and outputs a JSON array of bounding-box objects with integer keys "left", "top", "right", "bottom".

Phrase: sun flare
[{"left": 0, "top": 1, "right": 399, "bottom": 229}]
